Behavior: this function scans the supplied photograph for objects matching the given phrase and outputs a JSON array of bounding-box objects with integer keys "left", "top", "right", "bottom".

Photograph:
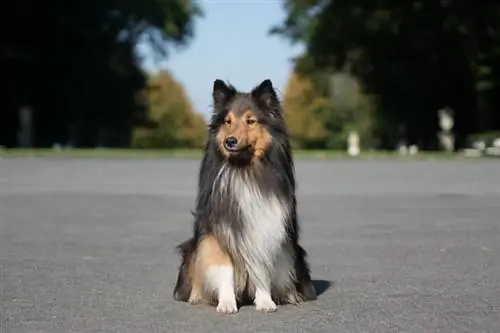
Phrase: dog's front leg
[
  {"left": 194, "top": 235, "right": 238, "bottom": 314},
  {"left": 251, "top": 268, "right": 277, "bottom": 312}
]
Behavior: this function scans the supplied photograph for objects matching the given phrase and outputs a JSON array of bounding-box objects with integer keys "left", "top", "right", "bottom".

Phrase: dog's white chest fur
[
  {"left": 216, "top": 167, "right": 289, "bottom": 288},
  {"left": 231, "top": 173, "right": 287, "bottom": 258}
]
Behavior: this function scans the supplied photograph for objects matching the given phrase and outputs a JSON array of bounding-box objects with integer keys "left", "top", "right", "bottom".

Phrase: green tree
[
  {"left": 1, "top": 0, "right": 203, "bottom": 147},
  {"left": 132, "top": 70, "right": 207, "bottom": 149},
  {"left": 283, "top": 71, "right": 329, "bottom": 148},
  {"left": 284, "top": 70, "right": 377, "bottom": 149},
  {"left": 271, "top": 1, "right": 500, "bottom": 150}
]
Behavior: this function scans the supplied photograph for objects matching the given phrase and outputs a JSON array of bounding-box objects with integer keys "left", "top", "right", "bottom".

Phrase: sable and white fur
[{"left": 173, "top": 78, "right": 316, "bottom": 314}]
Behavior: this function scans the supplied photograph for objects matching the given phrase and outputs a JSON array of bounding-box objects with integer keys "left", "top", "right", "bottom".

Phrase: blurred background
[{"left": 2, "top": 0, "right": 500, "bottom": 156}]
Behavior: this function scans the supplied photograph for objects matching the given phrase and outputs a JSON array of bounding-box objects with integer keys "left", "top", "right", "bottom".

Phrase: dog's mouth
[
  {"left": 224, "top": 144, "right": 252, "bottom": 153},
  {"left": 224, "top": 144, "right": 254, "bottom": 164}
]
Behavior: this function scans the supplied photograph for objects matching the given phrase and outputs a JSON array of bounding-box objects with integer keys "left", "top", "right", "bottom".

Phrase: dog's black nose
[{"left": 224, "top": 136, "right": 238, "bottom": 150}]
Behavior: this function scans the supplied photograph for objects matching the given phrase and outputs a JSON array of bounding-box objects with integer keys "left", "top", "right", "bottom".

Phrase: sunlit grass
[{"left": 0, "top": 148, "right": 466, "bottom": 160}]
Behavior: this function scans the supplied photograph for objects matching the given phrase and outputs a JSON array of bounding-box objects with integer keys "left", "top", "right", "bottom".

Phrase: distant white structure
[
  {"left": 463, "top": 140, "right": 485, "bottom": 157},
  {"left": 462, "top": 135, "right": 500, "bottom": 158},
  {"left": 409, "top": 145, "right": 419, "bottom": 156},
  {"left": 472, "top": 140, "right": 486, "bottom": 151},
  {"left": 395, "top": 139, "right": 407, "bottom": 155},
  {"left": 493, "top": 138, "right": 500, "bottom": 148},
  {"left": 437, "top": 107, "right": 455, "bottom": 152},
  {"left": 347, "top": 130, "right": 360, "bottom": 156},
  {"left": 397, "top": 143, "right": 419, "bottom": 156},
  {"left": 485, "top": 137, "right": 500, "bottom": 157}
]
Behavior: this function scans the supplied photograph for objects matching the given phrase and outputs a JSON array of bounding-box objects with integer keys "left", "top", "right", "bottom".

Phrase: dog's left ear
[{"left": 251, "top": 79, "right": 279, "bottom": 111}]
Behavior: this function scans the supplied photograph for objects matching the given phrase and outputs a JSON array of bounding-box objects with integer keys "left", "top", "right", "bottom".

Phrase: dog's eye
[
  {"left": 246, "top": 118, "right": 256, "bottom": 125},
  {"left": 225, "top": 118, "right": 232, "bottom": 125}
]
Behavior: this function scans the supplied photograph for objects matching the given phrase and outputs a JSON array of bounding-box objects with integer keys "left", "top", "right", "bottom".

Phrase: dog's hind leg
[
  {"left": 173, "top": 238, "right": 197, "bottom": 302},
  {"left": 293, "top": 243, "right": 317, "bottom": 301},
  {"left": 193, "top": 235, "right": 238, "bottom": 314},
  {"left": 270, "top": 243, "right": 316, "bottom": 306},
  {"left": 270, "top": 246, "right": 299, "bottom": 305}
]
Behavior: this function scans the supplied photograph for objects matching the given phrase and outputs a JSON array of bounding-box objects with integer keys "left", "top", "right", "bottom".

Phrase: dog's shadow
[{"left": 312, "top": 279, "right": 334, "bottom": 297}]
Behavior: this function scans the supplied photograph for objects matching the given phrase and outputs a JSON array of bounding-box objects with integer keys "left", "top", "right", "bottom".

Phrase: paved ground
[{"left": 0, "top": 157, "right": 499, "bottom": 333}]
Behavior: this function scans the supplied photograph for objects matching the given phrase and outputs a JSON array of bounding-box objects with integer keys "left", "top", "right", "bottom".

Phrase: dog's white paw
[
  {"left": 255, "top": 297, "right": 277, "bottom": 312},
  {"left": 216, "top": 298, "right": 238, "bottom": 314}
]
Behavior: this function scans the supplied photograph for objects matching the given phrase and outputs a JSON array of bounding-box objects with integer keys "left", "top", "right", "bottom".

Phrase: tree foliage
[
  {"left": 272, "top": 1, "right": 500, "bottom": 150},
  {"left": 132, "top": 71, "right": 207, "bottom": 149},
  {"left": 283, "top": 70, "right": 377, "bottom": 149},
  {"left": 283, "top": 72, "right": 328, "bottom": 148},
  {"left": 1, "top": 0, "right": 203, "bottom": 148}
]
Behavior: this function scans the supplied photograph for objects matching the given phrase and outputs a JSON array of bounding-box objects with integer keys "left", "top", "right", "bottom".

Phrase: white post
[
  {"left": 347, "top": 130, "right": 360, "bottom": 156},
  {"left": 437, "top": 107, "right": 455, "bottom": 152}
]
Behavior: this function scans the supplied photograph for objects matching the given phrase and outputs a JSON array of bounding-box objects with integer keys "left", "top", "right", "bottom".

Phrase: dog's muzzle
[{"left": 223, "top": 136, "right": 251, "bottom": 153}]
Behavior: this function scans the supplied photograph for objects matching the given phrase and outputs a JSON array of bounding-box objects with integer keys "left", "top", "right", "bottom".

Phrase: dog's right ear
[{"left": 212, "top": 79, "right": 236, "bottom": 111}]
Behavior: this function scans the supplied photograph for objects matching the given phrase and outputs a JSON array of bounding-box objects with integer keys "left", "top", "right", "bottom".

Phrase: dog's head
[{"left": 209, "top": 79, "right": 284, "bottom": 164}]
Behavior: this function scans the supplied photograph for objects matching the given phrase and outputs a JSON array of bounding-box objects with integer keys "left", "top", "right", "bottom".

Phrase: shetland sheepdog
[{"left": 173, "top": 79, "right": 317, "bottom": 314}]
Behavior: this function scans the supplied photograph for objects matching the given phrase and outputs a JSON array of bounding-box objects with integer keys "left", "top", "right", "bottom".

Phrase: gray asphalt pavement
[{"left": 1, "top": 157, "right": 499, "bottom": 333}]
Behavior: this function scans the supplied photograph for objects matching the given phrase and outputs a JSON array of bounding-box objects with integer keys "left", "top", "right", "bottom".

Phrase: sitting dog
[{"left": 173, "top": 79, "right": 317, "bottom": 314}]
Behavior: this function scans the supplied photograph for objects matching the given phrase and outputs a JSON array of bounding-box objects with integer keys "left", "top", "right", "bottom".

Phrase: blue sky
[{"left": 138, "top": 0, "right": 304, "bottom": 118}]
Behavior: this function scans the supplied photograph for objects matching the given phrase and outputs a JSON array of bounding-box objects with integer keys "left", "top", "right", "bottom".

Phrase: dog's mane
[{"left": 193, "top": 83, "right": 298, "bottom": 235}]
